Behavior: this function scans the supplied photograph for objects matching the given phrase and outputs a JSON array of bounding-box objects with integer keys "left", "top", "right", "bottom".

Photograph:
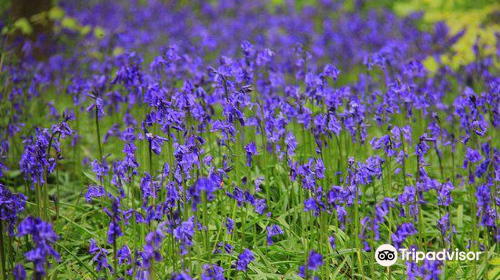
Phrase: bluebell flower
[
  {"left": 285, "top": 131, "right": 298, "bottom": 156},
  {"left": 174, "top": 216, "right": 195, "bottom": 255},
  {"left": 0, "top": 184, "right": 26, "bottom": 234},
  {"left": 17, "top": 217, "right": 60, "bottom": 276},
  {"left": 13, "top": 264, "right": 26, "bottom": 280},
  {"left": 321, "top": 64, "right": 340, "bottom": 81},
  {"left": 236, "top": 248, "right": 254, "bottom": 271},
  {"left": 86, "top": 91, "right": 106, "bottom": 117},
  {"left": 189, "top": 177, "right": 217, "bottom": 211},
  {"left": 299, "top": 250, "right": 324, "bottom": 278},
  {"left": 171, "top": 272, "right": 194, "bottom": 280},
  {"left": 104, "top": 198, "right": 123, "bottom": 244},
  {"left": 253, "top": 198, "right": 267, "bottom": 215},
  {"left": 463, "top": 147, "right": 483, "bottom": 168},
  {"left": 329, "top": 236, "right": 336, "bottom": 250},
  {"left": 117, "top": 245, "right": 131, "bottom": 265},
  {"left": 392, "top": 223, "right": 418, "bottom": 249},
  {"left": 20, "top": 128, "right": 55, "bottom": 186},
  {"left": 226, "top": 218, "right": 234, "bottom": 234},
  {"left": 201, "top": 264, "right": 225, "bottom": 280},
  {"left": 85, "top": 185, "right": 106, "bottom": 203},
  {"left": 145, "top": 132, "right": 168, "bottom": 155},
  {"left": 266, "top": 224, "right": 284, "bottom": 245},
  {"left": 245, "top": 142, "right": 258, "bottom": 167},
  {"left": 437, "top": 181, "right": 454, "bottom": 207},
  {"left": 89, "top": 238, "right": 111, "bottom": 273}
]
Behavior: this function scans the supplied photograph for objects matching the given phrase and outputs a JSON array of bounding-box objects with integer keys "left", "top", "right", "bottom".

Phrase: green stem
[
  {"left": 0, "top": 222, "right": 6, "bottom": 280},
  {"left": 95, "top": 106, "right": 103, "bottom": 161}
]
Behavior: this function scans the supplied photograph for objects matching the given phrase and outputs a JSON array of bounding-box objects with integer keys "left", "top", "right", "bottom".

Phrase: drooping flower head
[
  {"left": 13, "top": 264, "right": 26, "bottom": 280},
  {"left": 189, "top": 177, "right": 218, "bottom": 211},
  {"left": 0, "top": 184, "right": 27, "bottom": 234},
  {"left": 236, "top": 248, "right": 255, "bottom": 271},
  {"left": 245, "top": 141, "right": 258, "bottom": 167},
  {"left": 266, "top": 224, "right": 284, "bottom": 245},
  {"left": 201, "top": 264, "right": 225, "bottom": 280},
  {"left": 17, "top": 217, "right": 60, "bottom": 276},
  {"left": 89, "top": 238, "right": 112, "bottom": 273},
  {"left": 299, "top": 250, "right": 324, "bottom": 278},
  {"left": 174, "top": 216, "right": 195, "bottom": 255}
]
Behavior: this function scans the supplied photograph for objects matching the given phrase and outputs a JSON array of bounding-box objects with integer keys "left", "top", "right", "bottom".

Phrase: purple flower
[
  {"left": 89, "top": 238, "right": 111, "bottom": 273},
  {"left": 476, "top": 183, "right": 497, "bottom": 229},
  {"left": 437, "top": 212, "right": 452, "bottom": 243},
  {"left": 140, "top": 172, "right": 159, "bottom": 203},
  {"left": 0, "top": 184, "right": 26, "bottom": 233},
  {"left": 304, "top": 197, "right": 320, "bottom": 216},
  {"left": 254, "top": 177, "right": 264, "bottom": 192},
  {"left": 91, "top": 159, "right": 109, "bottom": 182},
  {"left": 299, "top": 250, "right": 324, "bottom": 278},
  {"left": 253, "top": 198, "right": 267, "bottom": 215},
  {"left": 85, "top": 185, "right": 105, "bottom": 203},
  {"left": 86, "top": 93, "right": 106, "bottom": 117},
  {"left": 104, "top": 198, "right": 123, "bottom": 244},
  {"left": 406, "top": 259, "right": 443, "bottom": 280},
  {"left": 189, "top": 177, "right": 217, "bottom": 211},
  {"left": 135, "top": 227, "right": 165, "bottom": 278},
  {"left": 145, "top": 132, "right": 168, "bottom": 155},
  {"left": 329, "top": 236, "right": 336, "bottom": 250},
  {"left": 327, "top": 114, "right": 342, "bottom": 135},
  {"left": 374, "top": 198, "right": 395, "bottom": 240},
  {"left": 285, "top": 131, "right": 298, "bottom": 156},
  {"left": 17, "top": 217, "right": 60, "bottom": 276},
  {"left": 245, "top": 142, "right": 258, "bottom": 167},
  {"left": 20, "top": 128, "right": 55, "bottom": 186},
  {"left": 226, "top": 218, "right": 234, "bottom": 234},
  {"left": 171, "top": 272, "right": 194, "bottom": 280},
  {"left": 13, "top": 264, "right": 26, "bottom": 280},
  {"left": 322, "top": 64, "right": 340, "bottom": 81},
  {"left": 236, "top": 248, "right": 254, "bottom": 271},
  {"left": 437, "top": 181, "right": 454, "bottom": 207},
  {"left": 201, "top": 264, "right": 225, "bottom": 280},
  {"left": 307, "top": 250, "right": 323, "bottom": 270},
  {"left": 142, "top": 227, "right": 166, "bottom": 267},
  {"left": 315, "top": 158, "right": 325, "bottom": 179},
  {"left": 463, "top": 147, "right": 482, "bottom": 168},
  {"left": 117, "top": 245, "right": 131, "bottom": 265},
  {"left": 391, "top": 223, "right": 418, "bottom": 249},
  {"left": 174, "top": 216, "right": 195, "bottom": 255},
  {"left": 213, "top": 242, "right": 232, "bottom": 254},
  {"left": 266, "top": 224, "right": 284, "bottom": 245}
]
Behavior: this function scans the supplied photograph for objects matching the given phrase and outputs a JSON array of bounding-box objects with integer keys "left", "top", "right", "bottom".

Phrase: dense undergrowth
[{"left": 0, "top": 1, "right": 498, "bottom": 279}]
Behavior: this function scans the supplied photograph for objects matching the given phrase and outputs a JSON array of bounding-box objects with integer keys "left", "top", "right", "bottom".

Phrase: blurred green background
[{"left": 2, "top": 0, "right": 499, "bottom": 68}]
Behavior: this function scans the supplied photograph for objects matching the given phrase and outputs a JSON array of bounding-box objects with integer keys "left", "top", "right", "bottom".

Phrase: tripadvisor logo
[
  {"left": 375, "top": 244, "right": 482, "bottom": 266},
  {"left": 375, "top": 244, "right": 398, "bottom": 266}
]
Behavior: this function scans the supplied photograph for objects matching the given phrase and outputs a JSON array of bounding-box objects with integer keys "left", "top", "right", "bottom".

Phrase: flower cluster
[{"left": 0, "top": 0, "right": 498, "bottom": 279}]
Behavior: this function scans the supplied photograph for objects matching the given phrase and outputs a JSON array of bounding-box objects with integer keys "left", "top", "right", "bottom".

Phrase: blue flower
[
  {"left": 236, "top": 248, "right": 254, "bottom": 271},
  {"left": 171, "top": 272, "right": 194, "bottom": 280},
  {"left": 225, "top": 218, "right": 234, "bottom": 234},
  {"left": 266, "top": 224, "right": 284, "bottom": 245},
  {"left": 245, "top": 142, "right": 258, "bottom": 167},
  {"left": 174, "top": 216, "right": 195, "bottom": 255},
  {"left": 0, "top": 184, "right": 26, "bottom": 234},
  {"left": 392, "top": 223, "right": 418, "bottom": 249},
  {"left": 13, "top": 264, "right": 26, "bottom": 280},
  {"left": 299, "top": 250, "right": 324, "bottom": 278},
  {"left": 85, "top": 185, "right": 105, "bottom": 203},
  {"left": 189, "top": 177, "right": 217, "bottom": 211},
  {"left": 201, "top": 264, "right": 225, "bottom": 280},
  {"left": 17, "top": 217, "right": 60, "bottom": 276},
  {"left": 89, "top": 238, "right": 111, "bottom": 273}
]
